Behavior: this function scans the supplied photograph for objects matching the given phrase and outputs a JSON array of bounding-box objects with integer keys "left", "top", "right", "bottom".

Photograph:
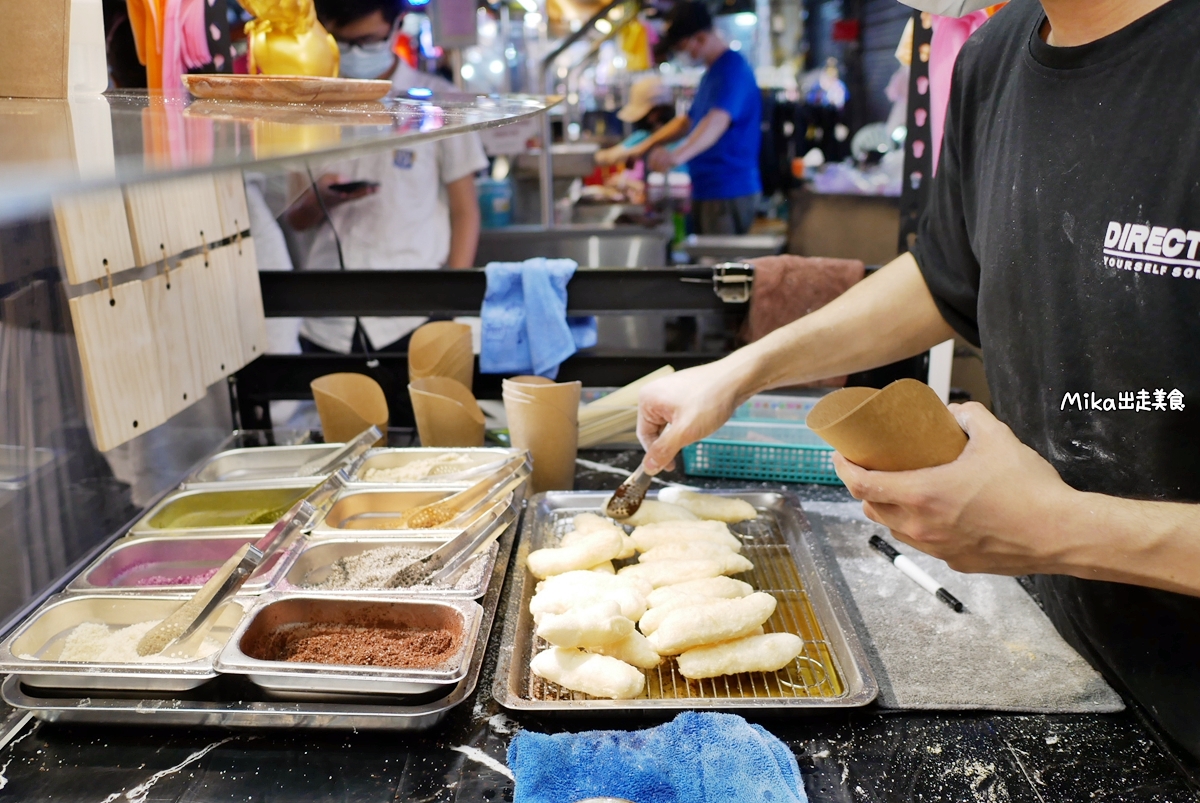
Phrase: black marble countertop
[{"left": 0, "top": 450, "right": 1197, "bottom": 803}]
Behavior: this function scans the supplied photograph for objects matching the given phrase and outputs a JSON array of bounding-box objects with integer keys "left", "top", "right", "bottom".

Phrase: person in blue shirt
[{"left": 628, "top": 1, "right": 762, "bottom": 234}]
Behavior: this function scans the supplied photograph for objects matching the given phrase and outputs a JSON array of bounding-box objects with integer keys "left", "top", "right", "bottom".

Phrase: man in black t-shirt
[{"left": 636, "top": 0, "right": 1200, "bottom": 758}]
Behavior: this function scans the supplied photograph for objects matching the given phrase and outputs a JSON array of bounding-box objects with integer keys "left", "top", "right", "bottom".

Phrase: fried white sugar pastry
[
  {"left": 630, "top": 522, "right": 742, "bottom": 554},
  {"left": 637, "top": 542, "right": 738, "bottom": 563},
  {"left": 618, "top": 560, "right": 721, "bottom": 588},
  {"left": 645, "top": 592, "right": 778, "bottom": 655},
  {"left": 638, "top": 595, "right": 722, "bottom": 636},
  {"left": 590, "top": 631, "right": 662, "bottom": 669},
  {"left": 535, "top": 569, "right": 652, "bottom": 599},
  {"left": 616, "top": 500, "right": 698, "bottom": 527},
  {"left": 530, "top": 647, "right": 645, "bottom": 699},
  {"left": 572, "top": 513, "right": 617, "bottom": 533},
  {"left": 588, "top": 561, "right": 616, "bottom": 574},
  {"left": 618, "top": 554, "right": 753, "bottom": 588},
  {"left": 657, "top": 488, "right": 758, "bottom": 523},
  {"left": 562, "top": 515, "right": 636, "bottom": 560},
  {"left": 676, "top": 633, "right": 804, "bottom": 679},
  {"left": 646, "top": 576, "right": 754, "bottom": 608},
  {"left": 527, "top": 527, "right": 624, "bottom": 579},
  {"left": 535, "top": 600, "right": 634, "bottom": 648},
  {"left": 530, "top": 573, "right": 649, "bottom": 622}
]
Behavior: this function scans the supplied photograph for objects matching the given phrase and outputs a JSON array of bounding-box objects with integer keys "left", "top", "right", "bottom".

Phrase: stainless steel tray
[
  {"left": 0, "top": 593, "right": 250, "bottom": 692},
  {"left": 129, "top": 481, "right": 318, "bottom": 535},
  {"left": 315, "top": 485, "right": 521, "bottom": 535},
  {"left": 215, "top": 594, "right": 481, "bottom": 697},
  {"left": 0, "top": 515, "right": 517, "bottom": 730},
  {"left": 66, "top": 531, "right": 302, "bottom": 595},
  {"left": 351, "top": 447, "right": 523, "bottom": 483},
  {"left": 305, "top": 493, "right": 514, "bottom": 543},
  {"left": 493, "top": 490, "right": 878, "bottom": 712},
  {"left": 278, "top": 507, "right": 516, "bottom": 599},
  {"left": 183, "top": 444, "right": 347, "bottom": 485}
]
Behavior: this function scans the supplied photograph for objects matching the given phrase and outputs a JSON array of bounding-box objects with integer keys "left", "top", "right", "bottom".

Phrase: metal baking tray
[
  {"left": 493, "top": 490, "right": 878, "bottom": 712},
  {"left": 279, "top": 507, "right": 516, "bottom": 599},
  {"left": 66, "top": 530, "right": 302, "bottom": 595},
  {"left": 1, "top": 502, "right": 516, "bottom": 730},
  {"left": 0, "top": 593, "right": 249, "bottom": 692},
  {"left": 129, "top": 481, "right": 317, "bottom": 535},
  {"left": 183, "top": 444, "right": 347, "bottom": 485},
  {"left": 351, "top": 447, "right": 524, "bottom": 484},
  {"left": 215, "top": 594, "right": 482, "bottom": 697}
]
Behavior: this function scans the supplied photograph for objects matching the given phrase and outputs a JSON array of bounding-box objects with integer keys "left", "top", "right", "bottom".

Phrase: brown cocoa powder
[{"left": 249, "top": 622, "right": 459, "bottom": 669}]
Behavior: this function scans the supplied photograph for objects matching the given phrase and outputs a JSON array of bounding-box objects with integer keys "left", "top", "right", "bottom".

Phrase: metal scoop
[
  {"left": 135, "top": 542, "right": 263, "bottom": 657},
  {"left": 604, "top": 461, "right": 653, "bottom": 519}
]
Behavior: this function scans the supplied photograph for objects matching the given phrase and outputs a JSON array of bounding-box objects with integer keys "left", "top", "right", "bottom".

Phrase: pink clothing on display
[{"left": 929, "top": 10, "right": 991, "bottom": 174}]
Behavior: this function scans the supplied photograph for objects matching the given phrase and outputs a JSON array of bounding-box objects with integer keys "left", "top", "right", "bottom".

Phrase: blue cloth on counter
[
  {"left": 480, "top": 258, "right": 597, "bottom": 379},
  {"left": 507, "top": 711, "right": 808, "bottom": 803}
]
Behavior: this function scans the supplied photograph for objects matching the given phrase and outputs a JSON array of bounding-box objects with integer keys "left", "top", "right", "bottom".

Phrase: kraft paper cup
[
  {"left": 805, "top": 378, "right": 967, "bottom": 471},
  {"left": 503, "top": 379, "right": 580, "bottom": 493},
  {"left": 409, "top": 376, "right": 486, "bottom": 447},
  {"left": 504, "top": 376, "right": 579, "bottom": 418},
  {"left": 408, "top": 321, "right": 474, "bottom": 391},
  {"left": 311, "top": 373, "right": 389, "bottom": 445}
]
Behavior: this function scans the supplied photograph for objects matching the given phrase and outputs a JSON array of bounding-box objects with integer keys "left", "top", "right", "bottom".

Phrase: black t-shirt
[{"left": 912, "top": 0, "right": 1200, "bottom": 755}]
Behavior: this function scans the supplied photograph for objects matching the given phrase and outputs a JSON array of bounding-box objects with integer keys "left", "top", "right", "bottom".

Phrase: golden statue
[{"left": 241, "top": 0, "right": 340, "bottom": 77}]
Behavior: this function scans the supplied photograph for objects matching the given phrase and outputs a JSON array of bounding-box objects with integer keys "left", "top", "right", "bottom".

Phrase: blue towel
[
  {"left": 480, "top": 258, "right": 598, "bottom": 379},
  {"left": 507, "top": 711, "right": 808, "bottom": 803}
]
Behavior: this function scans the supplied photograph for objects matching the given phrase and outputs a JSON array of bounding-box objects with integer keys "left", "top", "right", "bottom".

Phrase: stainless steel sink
[{"left": 475, "top": 224, "right": 672, "bottom": 268}]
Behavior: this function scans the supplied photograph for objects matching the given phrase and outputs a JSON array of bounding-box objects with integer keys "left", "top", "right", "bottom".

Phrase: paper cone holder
[
  {"left": 409, "top": 321, "right": 474, "bottom": 390},
  {"left": 409, "top": 376, "right": 486, "bottom": 447},
  {"left": 311, "top": 373, "right": 389, "bottom": 445},
  {"left": 805, "top": 378, "right": 967, "bottom": 471}
]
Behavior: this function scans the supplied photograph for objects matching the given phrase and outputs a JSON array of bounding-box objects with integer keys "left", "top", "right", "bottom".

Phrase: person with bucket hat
[{"left": 625, "top": 1, "right": 762, "bottom": 234}]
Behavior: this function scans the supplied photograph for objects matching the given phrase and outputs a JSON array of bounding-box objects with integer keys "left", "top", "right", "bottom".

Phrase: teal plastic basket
[{"left": 681, "top": 420, "right": 841, "bottom": 485}]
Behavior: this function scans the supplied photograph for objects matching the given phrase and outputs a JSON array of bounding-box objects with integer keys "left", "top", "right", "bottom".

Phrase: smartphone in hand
[{"left": 327, "top": 180, "right": 380, "bottom": 194}]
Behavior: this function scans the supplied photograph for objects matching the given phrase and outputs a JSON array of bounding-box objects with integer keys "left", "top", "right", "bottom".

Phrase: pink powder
[{"left": 115, "top": 566, "right": 220, "bottom": 587}]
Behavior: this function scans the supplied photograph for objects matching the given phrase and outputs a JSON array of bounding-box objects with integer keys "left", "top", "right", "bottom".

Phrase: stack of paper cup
[
  {"left": 409, "top": 376, "right": 486, "bottom": 447},
  {"left": 502, "top": 375, "right": 581, "bottom": 493},
  {"left": 311, "top": 373, "right": 388, "bottom": 445},
  {"left": 408, "top": 321, "right": 474, "bottom": 391}
]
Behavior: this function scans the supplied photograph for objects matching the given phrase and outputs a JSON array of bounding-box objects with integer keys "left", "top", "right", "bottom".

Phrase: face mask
[
  {"left": 896, "top": 0, "right": 995, "bottom": 17},
  {"left": 338, "top": 36, "right": 396, "bottom": 79}
]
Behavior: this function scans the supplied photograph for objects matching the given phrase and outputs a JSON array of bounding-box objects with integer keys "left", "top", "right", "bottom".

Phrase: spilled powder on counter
[
  {"left": 246, "top": 621, "right": 460, "bottom": 668},
  {"left": 43, "top": 621, "right": 221, "bottom": 664},
  {"left": 359, "top": 453, "right": 475, "bottom": 482},
  {"left": 302, "top": 542, "right": 495, "bottom": 591}
]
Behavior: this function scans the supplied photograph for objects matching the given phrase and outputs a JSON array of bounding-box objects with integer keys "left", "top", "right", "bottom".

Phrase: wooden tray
[{"left": 183, "top": 74, "right": 392, "bottom": 103}]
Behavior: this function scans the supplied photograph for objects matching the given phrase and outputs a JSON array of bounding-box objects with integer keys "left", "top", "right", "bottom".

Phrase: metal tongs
[
  {"left": 293, "top": 425, "right": 383, "bottom": 478},
  {"left": 383, "top": 456, "right": 530, "bottom": 587},
  {"left": 135, "top": 543, "right": 264, "bottom": 658},
  {"left": 134, "top": 485, "right": 332, "bottom": 658}
]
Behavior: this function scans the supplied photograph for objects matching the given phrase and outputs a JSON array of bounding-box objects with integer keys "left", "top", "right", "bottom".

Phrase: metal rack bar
[{"left": 257, "top": 268, "right": 730, "bottom": 317}]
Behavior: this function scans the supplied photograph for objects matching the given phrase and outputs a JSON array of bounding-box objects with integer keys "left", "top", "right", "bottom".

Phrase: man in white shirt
[{"left": 284, "top": 0, "right": 488, "bottom": 354}]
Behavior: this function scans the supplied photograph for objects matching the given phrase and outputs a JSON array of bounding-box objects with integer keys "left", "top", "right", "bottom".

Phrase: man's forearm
[
  {"left": 669, "top": 109, "right": 731, "bottom": 165},
  {"left": 1060, "top": 492, "right": 1200, "bottom": 596},
  {"left": 728, "top": 252, "right": 956, "bottom": 400},
  {"left": 285, "top": 189, "right": 323, "bottom": 231},
  {"left": 636, "top": 116, "right": 690, "bottom": 152}
]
